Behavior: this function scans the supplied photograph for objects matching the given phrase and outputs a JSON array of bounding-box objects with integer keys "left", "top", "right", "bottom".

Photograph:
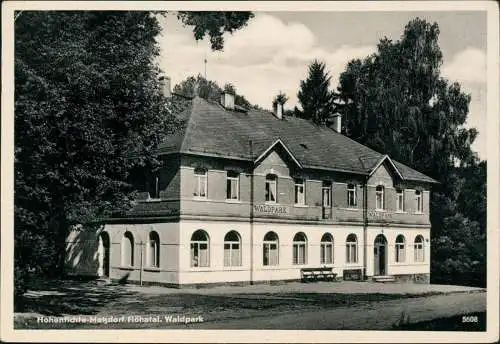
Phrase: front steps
[{"left": 372, "top": 275, "right": 396, "bottom": 283}]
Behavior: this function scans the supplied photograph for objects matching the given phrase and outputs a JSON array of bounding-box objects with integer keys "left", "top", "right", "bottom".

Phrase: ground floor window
[
  {"left": 320, "top": 233, "right": 334, "bottom": 264},
  {"left": 292, "top": 232, "right": 307, "bottom": 265},
  {"left": 414, "top": 235, "right": 425, "bottom": 262},
  {"left": 121, "top": 231, "right": 134, "bottom": 267},
  {"left": 190, "top": 230, "right": 209, "bottom": 267},
  {"left": 148, "top": 231, "right": 160, "bottom": 268},
  {"left": 263, "top": 231, "right": 279, "bottom": 266},
  {"left": 395, "top": 234, "right": 406, "bottom": 263},
  {"left": 346, "top": 233, "right": 358, "bottom": 263},
  {"left": 224, "top": 230, "right": 242, "bottom": 267}
]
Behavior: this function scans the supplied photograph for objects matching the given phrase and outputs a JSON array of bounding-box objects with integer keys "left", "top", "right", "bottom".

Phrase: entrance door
[
  {"left": 374, "top": 234, "right": 387, "bottom": 276},
  {"left": 98, "top": 232, "right": 110, "bottom": 277}
]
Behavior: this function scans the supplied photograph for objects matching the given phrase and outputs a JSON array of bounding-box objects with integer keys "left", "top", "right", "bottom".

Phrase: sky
[{"left": 157, "top": 11, "right": 487, "bottom": 159}]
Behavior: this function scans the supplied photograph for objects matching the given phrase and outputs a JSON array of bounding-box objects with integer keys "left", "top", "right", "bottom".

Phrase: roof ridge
[{"left": 179, "top": 97, "right": 198, "bottom": 153}]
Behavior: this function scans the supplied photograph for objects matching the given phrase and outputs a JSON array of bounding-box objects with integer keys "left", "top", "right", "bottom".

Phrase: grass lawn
[{"left": 13, "top": 277, "right": 480, "bottom": 330}]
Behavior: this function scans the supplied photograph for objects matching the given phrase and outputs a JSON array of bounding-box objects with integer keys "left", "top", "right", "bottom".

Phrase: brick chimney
[
  {"left": 159, "top": 76, "right": 171, "bottom": 99},
  {"left": 332, "top": 113, "right": 342, "bottom": 133},
  {"left": 220, "top": 91, "right": 235, "bottom": 110}
]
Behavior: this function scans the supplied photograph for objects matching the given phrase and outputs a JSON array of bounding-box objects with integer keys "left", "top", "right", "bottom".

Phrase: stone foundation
[{"left": 392, "top": 273, "right": 430, "bottom": 284}]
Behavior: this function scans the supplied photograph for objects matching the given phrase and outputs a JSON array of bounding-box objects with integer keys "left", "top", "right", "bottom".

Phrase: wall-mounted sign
[
  {"left": 368, "top": 210, "right": 392, "bottom": 219},
  {"left": 254, "top": 204, "right": 288, "bottom": 214}
]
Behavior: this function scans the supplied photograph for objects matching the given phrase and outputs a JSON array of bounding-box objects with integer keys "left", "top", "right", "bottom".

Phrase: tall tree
[
  {"left": 14, "top": 11, "right": 253, "bottom": 295},
  {"left": 296, "top": 60, "right": 335, "bottom": 125},
  {"left": 336, "top": 17, "right": 485, "bottom": 287}
]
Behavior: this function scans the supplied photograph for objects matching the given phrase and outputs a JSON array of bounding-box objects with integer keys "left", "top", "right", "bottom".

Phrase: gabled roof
[
  {"left": 254, "top": 138, "right": 303, "bottom": 169},
  {"left": 369, "top": 155, "right": 404, "bottom": 180},
  {"left": 157, "top": 96, "right": 438, "bottom": 184}
]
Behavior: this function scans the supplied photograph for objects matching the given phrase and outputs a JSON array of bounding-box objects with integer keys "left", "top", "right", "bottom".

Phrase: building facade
[{"left": 65, "top": 91, "right": 437, "bottom": 287}]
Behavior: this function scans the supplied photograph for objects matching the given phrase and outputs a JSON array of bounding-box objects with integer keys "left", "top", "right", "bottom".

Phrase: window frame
[
  {"left": 294, "top": 178, "right": 305, "bottom": 205},
  {"left": 193, "top": 168, "right": 207, "bottom": 198},
  {"left": 121, "top": 231, "right": 135, "bottom": 267},
  {"left": 395, "top": 234, "right": 406, "bottom": 263},
  {"left": 226, "top": 171, "right": 240, "bottom": 200},
  {"left": 320, "top": 233, "right": 334, "bottom": 265},
  {"left": 347, "top": 183, "right": 357, "bottom": 207},
  {"left": 346, "top": 234, "right": 358, "bottom": 264},
  {"left": 414, "top": 235, "right": 425, "bottom": 262},
  {"left": 190, "top": 230, "right": 210, "bottom": 268},
  {"left": 263, "top": 231, "right": 279, "bottom": 266},
  {"left": 148, "top": 231, "right": 160, "bottom": 268},
  {"left": 415, "top": 190, "right": 423, "bottom": 213},
  {"left": 375, "top": 185, "right": 385, "bottom": 210},
  {"left": 265, "top": 174, "right": 278, "bottom": 203},
  {"left": 396, "top": 188, "right": 405, "bottom": 212},
  {"left": 292, "top": 232, "right": 307, "bottom": 265},
  {"left": 223, "top": 231, "right": 242, "bottom": 267}
]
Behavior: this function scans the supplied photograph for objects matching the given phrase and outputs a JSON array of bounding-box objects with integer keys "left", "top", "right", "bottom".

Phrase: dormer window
[
  {"left": 194, "top": 168, "right": 207, "bottom": 198},
  {"left": 375, "top": 185, "right": 385, "bottom": 210},
  {"left": 265, "top": 174, "right": 277, "bottom": 203}
]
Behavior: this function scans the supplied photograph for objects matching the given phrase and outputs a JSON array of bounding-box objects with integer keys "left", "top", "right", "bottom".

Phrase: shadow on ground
[{"left": 15, "top": 277, "right": 138, "bottom": 316}]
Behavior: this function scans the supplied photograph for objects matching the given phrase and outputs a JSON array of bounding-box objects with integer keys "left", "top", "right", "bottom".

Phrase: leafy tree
[
  {"left": 336, "top": 17, "right": 486, "bottom": 286},
  {"left": 297, "top": 60, "right": 335, "bottom": 125},
  {"left": 272, "top": 91, "right": 289, "bottom": 114},
  {"left": 14, "top": 11, "right": 253, "bottom": 295},
  {"left": 174, "top": 75, "right": 254, "bottom": 109}
]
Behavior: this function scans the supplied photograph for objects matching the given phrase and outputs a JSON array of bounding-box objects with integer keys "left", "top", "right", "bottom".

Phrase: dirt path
[{"left": 189, "top": 291, "right": 486, "bottom": 330}]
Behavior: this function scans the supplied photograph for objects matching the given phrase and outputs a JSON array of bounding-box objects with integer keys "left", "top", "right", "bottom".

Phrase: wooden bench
[{"left": 301, "top": 267, "right": 337, "bottom": 282}]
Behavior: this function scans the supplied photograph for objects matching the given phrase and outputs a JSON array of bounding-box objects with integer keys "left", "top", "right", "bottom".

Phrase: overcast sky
[{"left": 157, "top": 11, "right": 487, "bottom": 159}]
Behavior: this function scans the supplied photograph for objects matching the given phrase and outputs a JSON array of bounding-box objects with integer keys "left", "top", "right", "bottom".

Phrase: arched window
[
  {"left": 122, "top": 231, "right": 134, "bottom": 267},
  {"left": 346, "top": 234, "right": 358, "bottom": 263},
  {"left": 194, "top": 168, "right": 207, "bottom": 198},
  {"left": 224, "top": 231, "right": 242, "bottom": 267},
  {"left": 148, "top": 231, "right": 160, "bottom": 268},
  {"left": 265, "top": 174, "right": 277, "bottom": 203},
  {"left": 292, "top": 232, "right": 307, "bottom": 265},
  {"left": 191, "top": 230, "right": 209, "bottom": 267},
  {"left": 263, "top": 231, "right": 279, "bottom": 266},
  {"left": 320, "top": 233, "right": 334, "bottom": 264},
  {"left": 414, "top": 235, "right": 425, "bottom": 262},
  {"left": 395, "top": 234, "right": 406, "bottom": 263},
  {"left": 415, "top": 190, "right": 423, "bottom": 213},
  {"left": 375, "top": 185, "right": 385, "bottom": 210}
]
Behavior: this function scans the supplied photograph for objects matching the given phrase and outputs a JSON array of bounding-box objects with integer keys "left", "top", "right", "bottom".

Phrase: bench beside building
[{"left": 65, "top": 91, "right": 437, "bottom": 287}]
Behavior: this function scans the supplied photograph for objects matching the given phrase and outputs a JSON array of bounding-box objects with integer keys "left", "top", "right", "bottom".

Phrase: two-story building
[{"left": 65, "top": 87, "right": 437, "bottom": 287}]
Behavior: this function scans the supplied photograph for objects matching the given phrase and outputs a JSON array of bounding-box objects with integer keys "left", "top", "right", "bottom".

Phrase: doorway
[
  {"left": 98, "top": 232, "right": 110, "bottom": 277},
  {"left": 374, "top": 234, "right": 387, "bottom": 276}
]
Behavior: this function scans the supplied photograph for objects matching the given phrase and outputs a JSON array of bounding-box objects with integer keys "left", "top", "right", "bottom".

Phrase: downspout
[
  {"left": 249, "top": 140, "right": 254, "bottom": 285},
  {"left": 363, "top": 175, "right": 368, "bottom": 280}
]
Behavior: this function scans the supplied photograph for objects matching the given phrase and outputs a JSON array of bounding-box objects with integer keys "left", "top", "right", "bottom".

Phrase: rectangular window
[
  {"left": 294, "top": 179, "right": 305, "bottom": 205},
  {"left": 194, "top": 169, "right": 207, "bottom": 198},
  {"left": 191, "top": 242, "right": 209, "bottom": 267},
  {"left": 397, "top": 189, "right": 404, "bottom": 212},
  {"left": 293, "top": 243, "right": 306, "bottom": 265},
  {"left": 375, "top": 186, "right": 384, "bottom": 210},
  {"left": 395, "top": 244, "right": 405, "bottom": 262},
  {"left": 226, "top": 172, "right": 239, "bottom": 200},
  {"left": 347, "top": 184, "right": 357, "bottom": 207},
  {"left": 416, "top": 191, "right": 423, "bottom": 213},
  {"left": 346, "top": 243, "right": 357, "bottom": 263},
  {"left": 224, "top": 243, "right": 241, "bottom": 267},
  {"left": 265, "top": 175, "right": 277, "bottom": 203},
  {"left": 414, "top": 243, "right": 424, "bottom": 262},
  {"left": 320, "top": 243, "right": 333, "bottom": 264},
  {"left": 263, "top": 243, "right": 278, "bottom": 266}
]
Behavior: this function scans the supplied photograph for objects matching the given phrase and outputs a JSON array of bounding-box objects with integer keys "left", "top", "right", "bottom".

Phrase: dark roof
[{"left": 157, "top": 97, "right": 437, "bottom": 184}]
